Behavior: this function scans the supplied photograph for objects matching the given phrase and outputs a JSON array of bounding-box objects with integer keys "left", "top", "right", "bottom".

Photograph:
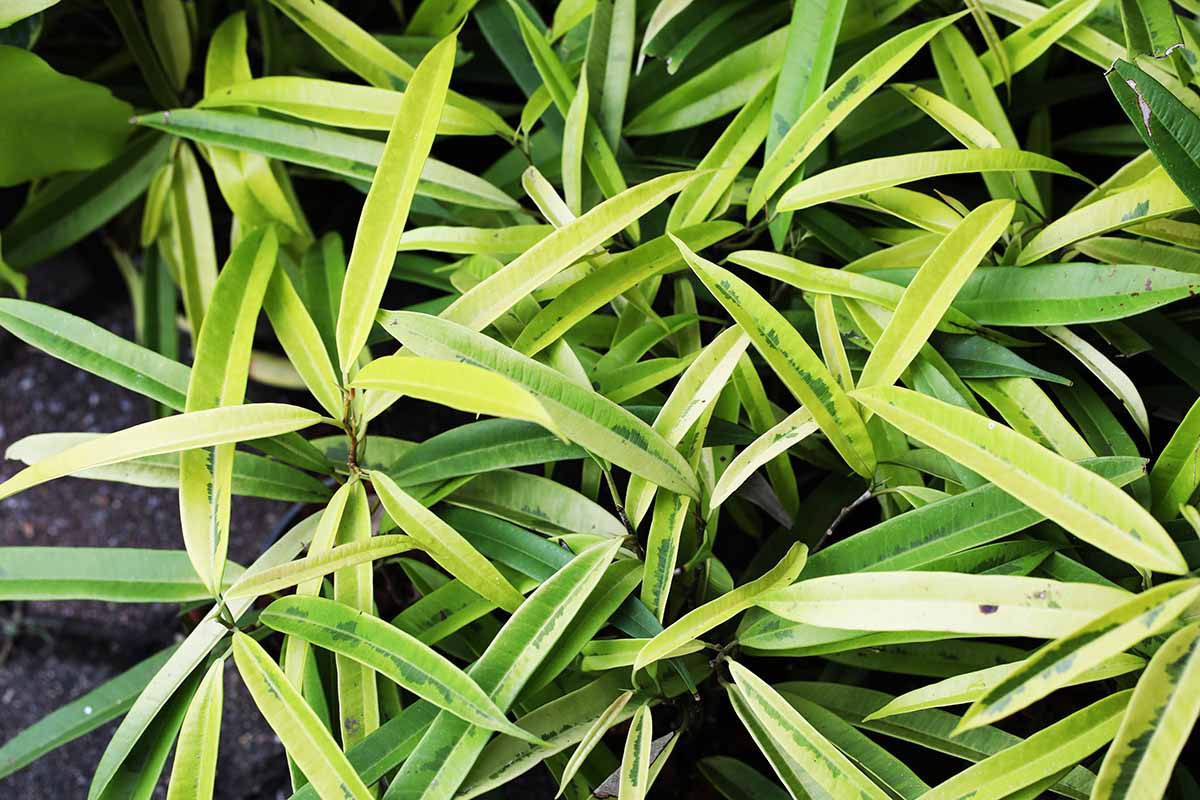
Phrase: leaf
[
  {"left": 0, "top": 647, "right": 174, "bottom": 779},
  {"left": 562, "top": 71, "right": 588, "bottom": 216},
  {"left": 960, "top": 579, "right": 1200, "bottom": 730},
  {"left": 1017, "top": 169, "right": 1190, "bottom": 264},
  {"left": 371, "top": 470, "right": 526, "bottom": 612},
  {"left": 336, "top": 32, "right": 456, "bottom": 375},
  {"left": 261, "top": 595, "right": 544, "bottom": 744},
  {"left": 758, "top": 572, "right": 1130, "bottom": 637},
  {"left": 514, "top": 222, "right": 739, "bottom": 356},
  {"left": 618, "top": 704, "right": 653, "bottom": 800},
  {"left": 710, "top": 407, "right": 818, "bottom": 511},
  {"left": 131, "top": 111, "right": 516, "bottom": 212},
  {"left": 3, "top": 132, "right": 170, "bottom": 269},
  {"left": 179, "top": 227, "right": 279, "bottom": 595},
  {"left": 626, "top": 28, "right": 786, "bottom": 136},
  {"left": 1107, "top": 59, "right": 1200, "bottom": 211},
  {"left": 232, "top": 631, "right": 372, "bottom": 800},
  {"left": 0, "top": 404, "right": 322, "bottom": 504},
  {"left": 919, "top": 691, "right": 1130, "bottom": 800},
  {"left": 0, "top": 547, "right": 241, "bottom": 602},
  {"left": 869, "top": 262, "right": 1200, "bottom": 326},
  {"left": 0, "top": 298, "right": 190, "bottom": 409},
  {"left": 378, "top": 311, "right": 700, "bottom": 498},
  {"left": 858, "top": 200, "right": 1014, "bottom": 390},
  {"left": 200, "top": 76, "right": 495, "bottom": 135},
  {"left": 383, "top": 538, "right": 621, "bottom": 799},
  {"left": 634, "top": 542, "right": 807, "bottom": 672},
  {"left": 225, "top": 535, "right": 414, "bottom": 599},
  {"left": 1150, "top": 394, "right": 1200, "bottom": 518},
  {"left": 726, "top": 660, "right": 890, "bottom": 800},
  {"left": 748, "top": 13, "right": 964, "bottom": 217},
  {"left": 1042, "top": 324, "right": 1149, "bottom": 440},
  {"left": 674, "top": 236, "right": 876, "bottom": 478},
  {"left": 852, "top": 386, "right": 1187, "bottom": 574},
  {"left": 446, "top": 469, "right": 625, "bottom": 538},
  {"left": 387, "top": 419, "right": 584, "bottom": 485},
  {"left": 440, "top": 169, "right": 697, "bottom": 333},
  {"left": 0, "top": 46, "right": 131, "bottom": 186},
  {"left": 777, "top": 149, "right": 1085, "bottom": 212},
  {"left": 558, "top": 690, "right": 634, "bottom": 796},
  {"left": 1093, "top": 621, "right": 1200, "bottom": 799},
  {"left": 262, "top": 265, "right": 344, "bottom": 419},
  {"left": 867, "top": 653, "right": 1144, "bottom": 719},
  {"left": 354, "top": 355, "right": 558, "bottom": 433},
  {"left": 397, "top": 224, "right": 552, "bottom": 255},
  {"left": 699, "top": 756, "right": 791, "bottom": 800},
  {"left": 165, "top": 659, "right": 223, "bottom": 800}
]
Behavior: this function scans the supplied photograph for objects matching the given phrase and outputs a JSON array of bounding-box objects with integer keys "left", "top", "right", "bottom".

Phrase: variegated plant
[{"left": 4, "top": 1, "right": 1200, "bottom": 799}]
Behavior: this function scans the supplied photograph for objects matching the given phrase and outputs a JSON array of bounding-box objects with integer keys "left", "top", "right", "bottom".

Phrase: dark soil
[{"left": 0, "top": 257, "right": 292, "bottom": 799}]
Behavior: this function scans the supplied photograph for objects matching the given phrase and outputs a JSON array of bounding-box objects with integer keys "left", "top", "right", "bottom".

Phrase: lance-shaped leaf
[
  {"left": 624, "top": 324, "right": 750, "bottom": 525},
  {"left": 1042, "top": 324, "right": 1149, "bottom": 440},
  {"left": 165, "top": 658, "right": 223, "bottom": 800},
  {"left": 867, "top": 653, "right": 1144, "bottom": 719},
  {"left": 336, "top": 32, "right": 455, "bottom": 374},
  {"left": 513, "top": 222, "right": 739, "bottom": 356},
  {"left": 1017, "top": 169, "right": 1190, "bottom": 264},
  {"left": 371, "top": 470, "right": 525, "bottom": 612},
  {"left": 867, "top": 262, "right": 1200, "bottom": 326},
  {"left": 634, "top": 543, "right": 807, "bottom": 672},
  {"left": 858, "top": 200, "right": 1013, "bottom": 390},
  {"left": 225, "top": 535, "right": 414, "bottom": 599},
  {"left": 1107, "top": 59, "right": 1200, "bottom": 211},
  {"left": 396, "top": 224, "right": 552, "bottom": 255},
  {"left": 710, "top": 407, "right": 818, "bottom": 512},
  {"left": 383, "top": 538, "right": 622, "bottom": 799},
  {"left": 748, "top": 13, "right": 964, "bottom": 217},
  {"left": 758, "top": 572, "right": 1130, "bottom": 638},
  {"left": 851, "top": 386, "right": 1187, "bottom": 574},
  {"left": 440, "top": 170, "right": 697, "bottom": 333},
  {"left": 778, "top": 150, "right": 1085, "bottom": 212},
  {"left": 674, "top": 236, "right": 875, "bottom": 478},
  {"left": 727, "top": 661, "right": 890, "bottom": 800},
  {"left": 200, "top": 76, "right": 495, "bottom": 135},
  {"left": 919, "top": 691, "right": 1131, "bottom": 800},
  {"left": 262, "top": 595, "right": 544, "bottom": 744},
  {"left": 619, "top": 704, "right": 654, "bottom": 800},
  {"left": 0, "top": 403, "right": 322, "bottom": 503},
  {"left": 557, "top": 690, "right": 635, "bottom": 797},
  {"left": 0, "top": 547, "right": 241, "bottom": 603},
  {"left": 232, "top": 631, "right": 372, "bottom": 800},
  {"left": 353, "top": 355, "right": 558, "bottom": 433},
  {"left": 960, "top": 579, "right": 1200, "bottom": 730},
  {"left": 1151, "top": 394, "right": 1200, "bottom": 519},
  {"left": 262, "top": 266, "right": 343, "bottom": 419},
  {"left": 378, "top": 312, "right": 700, "bottom": 498},
  {"left": 1093, "top": 621, "right": 1200, "bottom": 799},
  {"left": 179, "top": 227, "right": 278, "bottom": 595}
]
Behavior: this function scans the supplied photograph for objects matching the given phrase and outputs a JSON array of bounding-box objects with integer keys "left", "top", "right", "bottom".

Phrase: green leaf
[
  {"left": 727, "top": 660, "right": 890, "bottom": 800},
  {"left": 710, "top": 407, "right": 818, "bottom": 511},
  {"left": 0, "top": 404, "right": 322, "bottom": 504},
  {"left": 1150, "top": 394, "right": 1200, "bottom": 519},
  {"left": 674, "top": 236, "right": 876, "bottom": 478},
  {"left": 634, "top": 542, "right": 807, "bottom": 672},
  {"left": 439, "top": 169, "right": 697, "bottom": 333},
  {"left": 386, "top": 419, "right": 584, "bottom": 485},
  {"left": 748, "top": 13, "right": 964, "bottom": 217},
  {"left": 261, "top": 595, "right": 545, "bottom": 744},
  {"left": 378, "top": 311, "right": 700, "bottom": 498},
  {"left": 758, "top": 572, "right": 1129, "bottom": 637},
  {"left": 180, "top": 227, "right": 279, "bottom": 594},
  {"left": 232, "top": 631, "right": 372, "bottom": 800},
  {"left": 0, "top": 547, "right": 240, "bottom": 602},
  {"left": 0, "top": 647, "right": 174, "bottom": 779},
  {"left": 858, "top": 200, "right": 1014, "bottom": 390},
  {"left": 777, "top": 149, "right": 1085, "bottom": 212},
  {"left": 1094, "top": 621, "right": 1200, "bottom": 799},
  {"left": 558, "top": 690, "right": 634, "bottom": 796},
  {"left": 919, "top": 691, "right": 1131, "bottom": 800},
  {"left": 354, "top": 355, "right": 559, "bottom": 432},
  {"left": 165, "top": 658, "right": 223, "bottom": 800},
  {"left": 0, "top": 45, "right": 131, "bottom": 186},
  {"left": 960, "top": 578, "right": 1200, "bottom": 730},
  {"left": 699, "top": 756, "right": 790, "bottom": 800},
  {"left": 262, "top": 265, "right": 344, "bottom": 419},
  {"left": 371, "top": 470, "right": 526, "bottom": 612},
  {"left": 225, "top": 534, "right": 414, "bottom": 599},
  {"left": 618, "top": 703, "right": 653, "bottom": 800},
  {"left": 336, "top": 32, "right": 456, "bottom": 375},
  {"left": 852, "top": 386, "right": 1187, "bottom": 573}
]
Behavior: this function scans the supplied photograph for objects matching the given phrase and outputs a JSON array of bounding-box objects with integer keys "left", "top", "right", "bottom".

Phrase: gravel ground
[{"left": 0, "top": 257, "right": 292, "bottom": 799}]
